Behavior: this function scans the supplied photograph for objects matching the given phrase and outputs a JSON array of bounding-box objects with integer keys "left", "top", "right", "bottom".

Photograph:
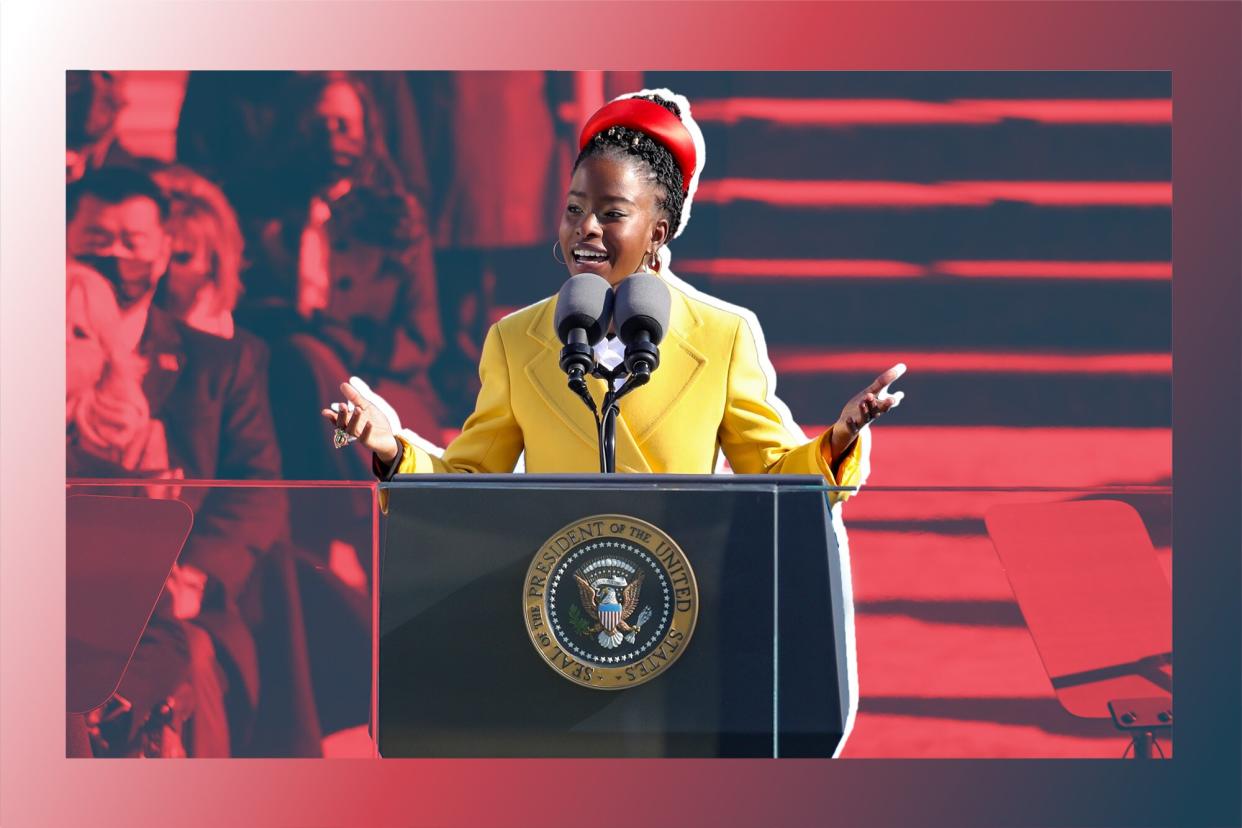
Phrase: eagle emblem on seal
[{"left": 574, "top": 571, "right": 648, "bottom": 649}]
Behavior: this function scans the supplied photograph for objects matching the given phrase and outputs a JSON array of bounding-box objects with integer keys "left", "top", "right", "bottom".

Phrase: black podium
[{"left": 378, "top": 475, "right": 856, "bottom": 758}]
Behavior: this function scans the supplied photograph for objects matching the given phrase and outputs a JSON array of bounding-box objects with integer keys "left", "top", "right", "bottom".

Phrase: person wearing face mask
[
  {"left": 67, "top": 167, "right": 287, "bottom": 755},
  {"left": 235, "top": 71, "right": 445, "bottom": 485},
  {"left": 326, "top": 90, "right": 907, "bottom": 499}
]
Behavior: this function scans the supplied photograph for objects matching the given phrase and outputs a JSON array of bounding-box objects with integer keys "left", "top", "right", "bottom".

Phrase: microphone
[
  {"left": 614, "top": 272, "right": 671, "bottom": 383},
  {"left": 554, "top": 272, "right": 613, "bottom": 389}
]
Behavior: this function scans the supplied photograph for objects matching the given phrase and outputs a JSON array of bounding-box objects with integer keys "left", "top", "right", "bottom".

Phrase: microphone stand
[
  {"left": 590, "top": 364, "right": 623, "bottom": 473},
  {"left": 557, "top": 269, "right": 667, "bottom": 474},
  {"left": 591, "top": 363, "right": 651, "bottom": 474},
  {"left": 561, "top": 331, "right": 606, "bottom": 471},
  {"left": 562, "top": 357, "right": 618, "bottom": 474},
  {"left": 568, "top": 371, "right": 605, "bottom": 473},
  {"left": 562, "top": 333, "right": 657, "bottom": 474}
]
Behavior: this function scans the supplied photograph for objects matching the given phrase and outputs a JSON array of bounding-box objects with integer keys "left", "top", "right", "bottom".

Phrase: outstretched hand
[
  {"left": 827, "top": 363, "right": 907, "bottom": 462},
  {"left": 321, "top": 380, "right": 400, "bottom": 463}
]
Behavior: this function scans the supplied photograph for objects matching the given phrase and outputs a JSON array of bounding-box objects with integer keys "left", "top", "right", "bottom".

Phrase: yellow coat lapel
[
  {"left": 522, "top": 300, "right": 602, "bottom": 456},
  {"left": 518, "top": 283, "right": 706, "bottom": 473},
  {"left": 616, "top": 287, "right": 706, "bottom": 444}
]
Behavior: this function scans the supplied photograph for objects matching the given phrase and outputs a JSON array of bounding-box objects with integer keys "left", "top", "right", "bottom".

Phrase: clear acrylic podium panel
[
  {"left": 64, "top": 479, "right": 1171, "bottom": 759},
  {"left": 66, "top": 493, "right": 194, "bottom": 714},
  {"left": 831, "top": 484, "right": 1171, "bottom": 759},
  {"left": 66, "top": 479, "right": 378, "bottom": 758}
]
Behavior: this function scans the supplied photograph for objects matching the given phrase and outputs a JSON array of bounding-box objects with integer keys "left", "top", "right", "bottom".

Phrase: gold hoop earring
[{"left": 552, "top": 241, "right": 567, "bottom": 265}]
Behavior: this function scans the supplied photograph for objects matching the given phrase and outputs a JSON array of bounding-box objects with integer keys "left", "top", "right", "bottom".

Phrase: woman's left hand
[{"left": 827, "top": 363, "right": 907, "bottom": 461}]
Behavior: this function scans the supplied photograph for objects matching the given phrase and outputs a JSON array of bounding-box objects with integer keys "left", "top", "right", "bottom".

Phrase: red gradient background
[{"left": 2, "top": 2, "right": 1238, "bottom": 827}]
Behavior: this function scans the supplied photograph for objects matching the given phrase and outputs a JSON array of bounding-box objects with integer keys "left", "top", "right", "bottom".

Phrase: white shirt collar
[
  {"left": 593, "top": 335, "right": 625, "bottom": 369},
  {"left": 593, "top": 336, "right": 627, "bottom": 389}
]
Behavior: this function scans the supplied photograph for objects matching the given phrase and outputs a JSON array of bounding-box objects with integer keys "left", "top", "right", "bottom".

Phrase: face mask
[{"left": 75, "top": 254, "right": 159, "bottom": 307}]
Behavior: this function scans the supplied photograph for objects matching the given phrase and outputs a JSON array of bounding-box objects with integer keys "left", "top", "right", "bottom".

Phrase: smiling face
[{"left": 558, "top": 153, "right": 670, "bottom": 288}]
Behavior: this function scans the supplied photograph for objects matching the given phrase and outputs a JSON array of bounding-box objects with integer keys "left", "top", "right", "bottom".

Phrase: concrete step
[
  {"left": 841, "top": 706, "right": 1165, "bottom": 758},
  {"left": 771, "top": 368, "right": 1169, "bottom": 427},
  {"left": 848, "top": 532, "right": 1018, "bottom": 602},
  {"left": 646, "top": 70, "right": 1170, "bottom": 102},
  {"left": 673, "top": 201, "right": 1170, "bottom": 262},
  {"left": 846, "top": 533, "right": 1172, "bottom": 603},
  {"left": 702, "top": 122, "right": 1168, "bottom": 183},
  {"left": 690, "top": 96, "right": 1170, "bottom": 129},
  {"left": 846, "top": 425, "right": 1171, "bottom": 489},
  {"left": 853, "top": 614, "right": 1054, "bottom": 698},
  {"left": 675, "top": 273, "right": 1170, "bottom": 350}
]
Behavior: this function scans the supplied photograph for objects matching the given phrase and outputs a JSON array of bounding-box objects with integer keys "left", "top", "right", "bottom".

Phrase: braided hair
[{"left": 573, "top": 94, "right": 686, "bottom": 238}]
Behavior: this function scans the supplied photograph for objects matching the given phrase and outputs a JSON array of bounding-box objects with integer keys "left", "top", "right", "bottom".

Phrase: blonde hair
[{"left": 152, "top": 165, "right": 245, "bottom": 315}]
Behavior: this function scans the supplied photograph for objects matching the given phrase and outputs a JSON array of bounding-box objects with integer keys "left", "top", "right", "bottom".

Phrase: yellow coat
[{"left": 391, "top": 274, "right": 866, "bottom": 498}]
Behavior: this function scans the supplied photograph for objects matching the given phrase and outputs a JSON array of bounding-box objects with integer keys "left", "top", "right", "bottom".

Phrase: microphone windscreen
[
  {"left": 615, "top": 273, "right": 671, "bottom": 345},
  {"left": 554, "top": 273, "right": 614, "bottom": 345}
]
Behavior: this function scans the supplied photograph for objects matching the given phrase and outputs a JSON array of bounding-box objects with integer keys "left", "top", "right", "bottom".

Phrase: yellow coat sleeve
[
  {"left": 717, "top": 316, "right": 865, "bottom": 503},
  {"left": 393, "top": 323, "right": 524, "bottom": 474}
]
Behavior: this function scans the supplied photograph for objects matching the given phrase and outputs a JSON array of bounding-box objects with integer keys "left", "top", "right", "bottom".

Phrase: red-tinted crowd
[{"left": 64, "top": 70, "right": 604, "bottom": 757}]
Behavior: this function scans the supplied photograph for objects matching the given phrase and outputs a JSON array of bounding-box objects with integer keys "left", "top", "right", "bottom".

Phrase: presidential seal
[{"left": 523, "top": 515, "right": 699, "bottom": 690}]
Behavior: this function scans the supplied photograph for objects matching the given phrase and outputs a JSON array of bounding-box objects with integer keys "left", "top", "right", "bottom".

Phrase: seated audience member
[
  {"left": 66, "top": 261, "right": 178, "bottom": 495},
  {"left": 177, "top": 71, "right": 432, "bottom": 222},
  {"left": 233, "top": 71, "right": 445, "bottom": 481},
  {"left": 150, "top": 165, "right": 247, "bottom": 340},
  {"left": 173, "top": 71, "right": 286, "bottom": 212},
  {"left": 66, "top": 70, "right": 145, "bottom": 183},
  {"left": 152, "top": 162, "right": 373, "bottom": 660},
  {"left": 67, "top": 167, "right": 287, "bottom": 756}
]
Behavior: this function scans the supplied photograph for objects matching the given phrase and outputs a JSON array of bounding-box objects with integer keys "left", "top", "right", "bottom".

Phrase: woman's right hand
[{"left": 321, "top": 381, "right": 400, "bottom": 463}]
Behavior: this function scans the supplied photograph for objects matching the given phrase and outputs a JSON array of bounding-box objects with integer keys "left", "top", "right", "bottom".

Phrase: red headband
[{"left": 579, "top": 98, "right": 696, "bottom": 193}]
